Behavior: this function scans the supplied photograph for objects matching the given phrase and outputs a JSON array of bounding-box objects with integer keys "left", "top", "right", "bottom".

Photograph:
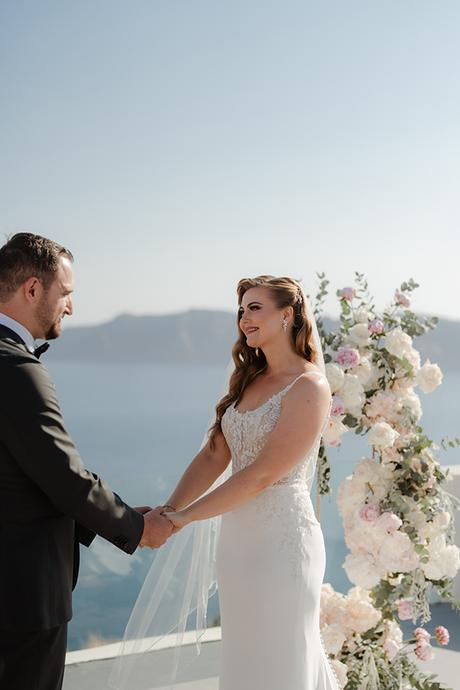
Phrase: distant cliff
[{"left": 46, "top": 309, "right": 460, "bottom": 371}]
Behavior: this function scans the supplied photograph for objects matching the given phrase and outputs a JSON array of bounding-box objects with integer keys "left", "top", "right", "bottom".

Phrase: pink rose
[
  {"left": 415, "top": 642, "right": 434, "bottom": 661},
  {"left": 331, "top": 395, "right": 345, "bottom": 416},
  {"left": 396, "top": 599, "right": 413, "bottom": 621},
  {"left": 435, "top": 626, "right": 449, "bottom": 646},
  {"left": 395, "top": 290, "right": 411, "bottom": 308},
  {"left": 340, "top": 287, "right": 356, "bottom": 301},
  {"left": 375, "top": 511, "right": 402, "bottom": 534},
  {"left": 359, "top": 503, "right": 381, "bottom": 522},
  {"left": 336, "top": 347, "right": 361, "bottom": 369},
  {"left": 368, "top": 318, "right": 384, "bottom": 334},
  {"left": 384, "top": 638, "right": 400, "bottom": 660},
  {"left": 414, "top": 627, "right": 430, "bottom": 643}
]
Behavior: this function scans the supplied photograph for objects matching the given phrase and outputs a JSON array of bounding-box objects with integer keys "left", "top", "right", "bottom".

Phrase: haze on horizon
[{"left": 1, "top": 1, "right": 458, "bottom": 326}]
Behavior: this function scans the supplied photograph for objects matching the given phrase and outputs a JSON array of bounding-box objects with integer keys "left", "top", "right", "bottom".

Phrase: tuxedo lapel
[{"left": 0, "top": 324, "right": 30, "bottom": 354}]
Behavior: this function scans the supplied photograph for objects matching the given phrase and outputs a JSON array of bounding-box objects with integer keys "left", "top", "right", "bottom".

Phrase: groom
[{"left": 0, "top": 233, "right": 173, "bottom": 690}]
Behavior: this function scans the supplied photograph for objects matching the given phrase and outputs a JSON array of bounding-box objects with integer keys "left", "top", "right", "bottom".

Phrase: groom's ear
[{"left": 23, "top": 276, "right": 45, "bottom": 304}]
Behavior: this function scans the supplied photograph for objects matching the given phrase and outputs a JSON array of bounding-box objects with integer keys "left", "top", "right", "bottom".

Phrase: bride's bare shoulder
[
  {"left": 299, "top": 362, "right": 329, "bottom": 383},
  {"left": 289, "top": 367, "right": 331, "bottom": 405}
]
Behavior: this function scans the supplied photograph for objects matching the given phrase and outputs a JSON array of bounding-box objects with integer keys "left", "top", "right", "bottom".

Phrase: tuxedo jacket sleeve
[{"left": 2, "top": 351, "right": 144, "bottom": 555}]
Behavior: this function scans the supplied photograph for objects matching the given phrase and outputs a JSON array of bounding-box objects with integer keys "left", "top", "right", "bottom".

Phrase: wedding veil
[{"left": 108, "top": 288, "right": 327, "bottom": 690}]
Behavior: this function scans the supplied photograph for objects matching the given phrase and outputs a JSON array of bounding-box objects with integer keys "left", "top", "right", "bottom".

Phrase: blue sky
[{"left": 1, "top": 1, "right": 459, "bottom": 325}]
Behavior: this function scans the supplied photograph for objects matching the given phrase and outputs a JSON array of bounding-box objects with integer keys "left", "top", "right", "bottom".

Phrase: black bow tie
[{"left": 34, "top": 342, "right": 50, "bottom": 358}]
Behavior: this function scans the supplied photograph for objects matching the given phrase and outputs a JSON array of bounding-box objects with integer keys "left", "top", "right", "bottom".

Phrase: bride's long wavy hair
[{"left": 208, "top": 275, "right": 318, "bottom": 449}]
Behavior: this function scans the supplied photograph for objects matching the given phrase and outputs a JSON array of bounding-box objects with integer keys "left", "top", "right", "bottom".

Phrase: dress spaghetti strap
[
  {"left": 279, "top": 369, "right": 326, "bottom": 398},
  {"left": 280, "top": 370, "right": 332, "bottom": 524}
]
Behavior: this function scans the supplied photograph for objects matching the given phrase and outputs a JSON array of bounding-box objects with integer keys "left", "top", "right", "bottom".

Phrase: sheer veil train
[
  {"left": 108, "top": 290, "right": 327, "bottom": 690},
  {"left": 108, "top": 361, "right": 234, "bottom": 690}
]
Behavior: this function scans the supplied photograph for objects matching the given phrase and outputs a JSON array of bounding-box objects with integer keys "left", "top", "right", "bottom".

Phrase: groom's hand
[{"left": 139, "top": 509, "right": 174, "bottom": 549}]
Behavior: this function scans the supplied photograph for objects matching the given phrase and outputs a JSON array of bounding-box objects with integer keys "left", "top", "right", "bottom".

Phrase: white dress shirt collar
[{"left": 0, "top": 312, "right": 36, "bottom": 353}]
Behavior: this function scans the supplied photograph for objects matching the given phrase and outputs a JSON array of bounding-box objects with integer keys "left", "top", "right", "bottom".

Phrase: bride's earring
[
  {"left": 282, "top": 318, "right": 288, "bottom": 332},
  {"left": 255, "top": 347, "right": 259, "bottom": 357}
]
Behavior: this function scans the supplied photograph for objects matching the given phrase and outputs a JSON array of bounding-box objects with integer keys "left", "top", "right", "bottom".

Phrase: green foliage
[
  {"left": 440, "top": 436, "right": 460, "bottom": 451},
  {"left": 317, "top": 443, "right": 332, "bottom": 496}
]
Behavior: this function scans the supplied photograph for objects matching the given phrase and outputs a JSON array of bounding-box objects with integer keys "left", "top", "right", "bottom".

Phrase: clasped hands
[{"left": 135, "top": 504, "right": 189, "bottom": 549}]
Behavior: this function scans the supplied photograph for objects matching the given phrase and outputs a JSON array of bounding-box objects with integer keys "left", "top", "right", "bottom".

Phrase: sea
[{"left": 44, "top": 361, "right": 460, "bottom": 651}]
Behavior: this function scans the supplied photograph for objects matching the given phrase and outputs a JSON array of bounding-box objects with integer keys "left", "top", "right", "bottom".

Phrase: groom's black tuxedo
[{"left": 0, "top": 324, "right": 144, "bottom": 688}]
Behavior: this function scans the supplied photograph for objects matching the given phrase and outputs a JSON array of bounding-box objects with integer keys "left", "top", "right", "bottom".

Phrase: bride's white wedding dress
[{"left": 216, "top": 373, "right": 342, "bottom": 690}]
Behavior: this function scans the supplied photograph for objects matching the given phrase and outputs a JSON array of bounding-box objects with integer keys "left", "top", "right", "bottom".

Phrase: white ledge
[{"left": 65, "top": 626, "right": 223, "bottom": 666}]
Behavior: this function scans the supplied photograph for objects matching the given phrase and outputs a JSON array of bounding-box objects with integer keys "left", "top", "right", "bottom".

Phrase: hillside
[{"left": 46, "top": 310, "right": 459, "bottom": 372}]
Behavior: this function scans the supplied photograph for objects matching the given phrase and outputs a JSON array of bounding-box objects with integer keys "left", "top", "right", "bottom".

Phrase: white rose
[
  {"left": 347, "top": 323, "right": 371, "bottom": 347},
  {"left": 354, "top": 306, "right": 372, "bottom": 323},
  {"left": 416, "top": 359, "right": 443, "bottom": 393},
  {"left": 366, "top": 390, "right": 402, "bottom": 424},
  {"left": 419, "top": 519, "right": 444, "bottom": 542},
  {"left": 325, "top": 362, "right": 345, "bottom": 393},
  {"left": 419, "top": 510, "right": 451, "bottom": 547},
  {"left": 441, "top": 544, "right": 460, "bottom": 578},
  {"left": 384, "top": 639, "right": 400, "bottom": 660},
  {"left": 400, "top": 389, "right": 422, "bottom": 422},
  {"left": 320, "top": 586, "right": 348, "bottom": 627},
  {"left": 353, "top": 457, "right": 394, "bottom": 488},
  {"left": 337, "top": 374, "right": 366, "bottom": 417},
  {"left": 331, "top": 659, "right": 348, "bottom": 688},
  {"left": 322, "top": 416, "right": 348, "bottom": 447},
  {"left": 343, "top": 553, "right": 384, "bottom": 588},
  {"left": 321, "top": 623, "right": 347, "bottom": 654},
  {"left": 422, "top": 536, "right": 460, "bottom": 580},
  {"left": 392, "top": 375, "right": 415, "bottom": 392},
  {"left": 433, "top": 511, "right": 451, "bottom": 531},
  {"left": 370, "top": 479, "right": 392, "bottom": 502},
  {"left": 386, "top": 619, "right": 403, "bottom": 645},
  {"left": 375, "top": 511, "right": 403, "bottom": 534},
  {"left": 321, "top": 582, "right": 335, "bottom": 597},
  {"left": 337, "top": 477, "right": 368, "bottom": 516},
  {"left": 350, "top": 356, "right": 375, "bottom": 387},
  {"left": 353, "top": 458, "right": 380, "bottom": 483},
  {"left": 366, "top": 364, "right": 386, "bottom": 391},
  {"left": 347, "top": 586, "right": 373, "bottom": 602},
  {"left": 345, "top": 522, "right": 386, "bottom": 555},
  {"left": 368, "top": 421, "right": 399, "bottom": 449},
  {"left": 381, "top": 447, "right": 400, "bottom": 465},
  {"left": 385, "top": 328, "right": 414, "bottom": 358},
  {"left": 383, "top": 620, "right": 403, "bottom": 660},
  {"left": 394, "top": 345, "right": 421, "bottom": 377},
  {"left": 405, "top": 498, "right": 429, "bottom": 531},
  {"left": 344, "top": 596, "right": 381, "bottom": 635},
  {"left": 406, "top": 346, "right": 421, "bottom": 373},
  {"left": 377, "top": 531, "right": 419, "bottom": 573}
]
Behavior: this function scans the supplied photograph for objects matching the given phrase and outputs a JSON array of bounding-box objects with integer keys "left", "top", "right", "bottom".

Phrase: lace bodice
[{"left": 221, "top": 373, "right": 332, "bottom": 491}]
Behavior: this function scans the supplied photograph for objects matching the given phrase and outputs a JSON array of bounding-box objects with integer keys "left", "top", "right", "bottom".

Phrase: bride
[{"left": 110, "top": 275, "right": 342, "bottom": 690}]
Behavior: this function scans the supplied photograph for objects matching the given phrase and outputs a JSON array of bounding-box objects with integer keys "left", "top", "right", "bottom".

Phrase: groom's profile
[{"left": 0, "top": 233, "right": 173, "bottom": 690}]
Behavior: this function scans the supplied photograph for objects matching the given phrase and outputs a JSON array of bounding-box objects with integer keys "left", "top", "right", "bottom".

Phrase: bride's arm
[
  {"left": 161, "top": 429, "right": 231, "bottom": 511},
  {"left": 165, "top": 376, "right": 331, "bottom": 527}
]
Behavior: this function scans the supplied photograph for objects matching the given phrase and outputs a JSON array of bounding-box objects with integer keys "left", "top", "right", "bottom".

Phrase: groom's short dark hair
[{"left": 0, "top": 232, "right": 74, "bottom": 302}]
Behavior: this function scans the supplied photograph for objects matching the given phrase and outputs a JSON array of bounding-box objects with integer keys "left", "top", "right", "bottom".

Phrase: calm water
[{"left": 45, "top": 362, "right": 460, "bottom": 650}]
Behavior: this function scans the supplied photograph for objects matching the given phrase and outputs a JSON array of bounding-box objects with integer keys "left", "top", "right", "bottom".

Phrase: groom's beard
[
  {"left": 44, "top": 319, "right": 63, "bottom": 340},
  {"left": 37, "top": 297, "right": 64, "bottom": 340}
]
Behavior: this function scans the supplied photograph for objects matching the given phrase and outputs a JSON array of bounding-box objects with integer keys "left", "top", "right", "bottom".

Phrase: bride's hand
[{"left": 162, "top": 510, "right": 190, "bottom": 533}]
